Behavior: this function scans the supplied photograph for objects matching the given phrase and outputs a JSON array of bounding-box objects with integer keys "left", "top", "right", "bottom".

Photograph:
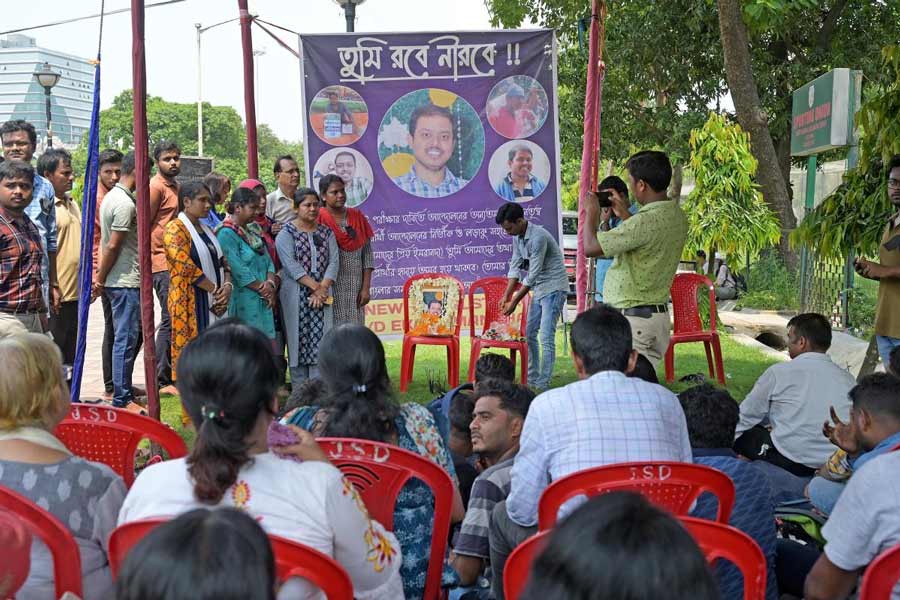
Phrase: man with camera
[{"left": 582, "top": 150, "right": 688, "bottom": 366}]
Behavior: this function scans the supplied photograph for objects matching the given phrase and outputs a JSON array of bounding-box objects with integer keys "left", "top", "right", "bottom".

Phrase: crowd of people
[{"left": 2, "top": 112, "right": 900, "bottom": 600}]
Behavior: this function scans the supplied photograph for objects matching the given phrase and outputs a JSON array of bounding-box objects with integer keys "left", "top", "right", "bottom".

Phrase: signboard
[
  {"left": 174, "top": 156, "right": 214, "bottom": 185},
  {"left": 298, "top": 30, "right": 562, "bottom": 315},
  {"left": 790, "top": 68, "right": 862, "bottom": 156}
]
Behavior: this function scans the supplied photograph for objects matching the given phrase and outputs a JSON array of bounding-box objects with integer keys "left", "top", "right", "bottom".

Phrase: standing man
[
  {"left": 93, "top": 149, "right": 124, "bottom": 400},
  {"left": 37, "top": 149, "right": 79, "bottom": 365},
  {"left": 582, "top": 150, "right": 688, "bottom": 366},
  {"left": 93, "top": 151, "right": 147, "bottom": 414},
  {"left": 266, "top": 155, "right": 301, "bottom": 231},
  {"left": 496, "top": 202, "right": 569, "bottom": 390},
  {"left": 393, "top": 104, "right": 467, "bottom": 198},
  {"left": 0, "top": 160, "right": 45, "bottom": 333},
  {"left": 149, "top": 140, "right": 181, "bottom": 392},
  {"left": 855, "top": 155, "right": 900, "bottom": 367},
  {"left": 333, "top": 151, "right": 372, "bottom": 208},
  {"left": 1, "top": 120, "right": 59, "bottom": 323},
  {"left": 493, "top": 145, "right": 547, "bottom": 202},
  {"left": 593, "top": 175, "right": 638, "bottom": 303}
]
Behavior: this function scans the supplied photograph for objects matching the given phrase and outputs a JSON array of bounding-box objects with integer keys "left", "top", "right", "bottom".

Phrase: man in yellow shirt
[{"left": 37, "top": 149, "right": 79, "bottom": 365}]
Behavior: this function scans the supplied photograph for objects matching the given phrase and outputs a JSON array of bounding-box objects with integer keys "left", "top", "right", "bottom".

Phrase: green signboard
[{"left": 790, "top": 68, "right": 862, "bottom": 156}]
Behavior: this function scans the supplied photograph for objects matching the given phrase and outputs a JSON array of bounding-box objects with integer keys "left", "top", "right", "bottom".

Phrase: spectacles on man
[
  {"left": 888, "top": 178, "right": 900, "bottom": 189},
  {"left": 1, "top": 140, "right": 31, "bottom": 149}
]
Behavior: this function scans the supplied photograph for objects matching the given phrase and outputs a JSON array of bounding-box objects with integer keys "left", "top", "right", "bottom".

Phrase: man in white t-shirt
[{"left": 804, "top": 450, "right": 900, "bottom": 599}]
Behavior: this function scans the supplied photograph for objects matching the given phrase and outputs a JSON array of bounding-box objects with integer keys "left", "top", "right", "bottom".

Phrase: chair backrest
[
  {"left": 467, "top": 276, "right": 529, "bottom": 338},
  {"left": 0, "top": 485, "right": 83, "bottom": 598},
  {"left": 0, "top": 508, "right": 32, "bottom": 598},
  {"left": 109, "top": 519, "right": 354, "bottom": 599},
  {"left": 680, "top": 516, "right": 768, "bottom": 600},
  {"left": 860, "top": 543, "right": 900, "bottom": 600},
  {"left": 54, "top": 405, "right": 188, "bottom": 487},
  {"left": 317, "top": 437, "right": 454, "bottom": 600},
  {"left": 504, "top": 530, "right": 550, "bottom": 600},
  {"left": 537, "top": 462, "right": 735, "bottom": 530},
  {"left": 402, "top": 272, "right": 465, "bottom": 336},
  {"left": 670, "top": 272, "right": 717, "bottom": 335}
]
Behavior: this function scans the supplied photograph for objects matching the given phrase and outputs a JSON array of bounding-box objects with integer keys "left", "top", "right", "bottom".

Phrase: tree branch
[{"left": 816, "top": 0, "right": 850, "bottom": 52}]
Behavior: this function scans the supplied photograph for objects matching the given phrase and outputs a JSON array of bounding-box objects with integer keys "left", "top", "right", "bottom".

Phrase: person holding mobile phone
[
  {"left": 594, "top": 175, "right": 638, "bottom": 303},
  {"left": 582, "top": 151, "right": 688, "bottom": 367}
]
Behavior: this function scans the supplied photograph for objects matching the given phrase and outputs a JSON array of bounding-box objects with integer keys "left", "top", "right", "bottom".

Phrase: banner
[{"left": 298, "top": 30, "right": 562, "bottom": 313}]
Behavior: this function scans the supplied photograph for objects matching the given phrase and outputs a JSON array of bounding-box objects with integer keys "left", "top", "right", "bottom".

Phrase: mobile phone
[{"left": 595, "top": 190, "right": 613, "bottom": 208}]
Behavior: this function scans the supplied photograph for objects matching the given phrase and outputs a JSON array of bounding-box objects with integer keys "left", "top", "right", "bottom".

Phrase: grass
[{"left": 158, "top": 331, "right": 781, "bottom": 446}]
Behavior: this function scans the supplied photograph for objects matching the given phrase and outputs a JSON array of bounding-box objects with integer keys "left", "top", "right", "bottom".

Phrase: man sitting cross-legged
[
  {"left": 488, "top": 304, "right": 692, "bottom": 600},
  {"left": 678, "top": 384, "right": 779, "bottom": 600},
  {"left": 449, "top": 380, "right": 534, "bottom": 598}
]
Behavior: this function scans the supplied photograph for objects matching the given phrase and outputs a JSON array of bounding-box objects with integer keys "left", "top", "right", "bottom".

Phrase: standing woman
[
  {"left": 201, "top": 172, "right": 231, "bottom": 229},
  {"left": 317, "top": 174, "right": 374, "bottom": 325},
  {"left": 240, "top": 179, "right": 281, "bottom": 271},
  {"left": 164, "top": 181, "right": 231, "bottom": 381},
  {"left": 276, "top": 188, "right": 338, "bottom": 385},
  {"left": 216, "top": 188, "right": 277, "bottom": 344}
]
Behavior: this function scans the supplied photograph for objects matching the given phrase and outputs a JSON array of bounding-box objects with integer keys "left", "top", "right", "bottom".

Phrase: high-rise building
[{"left": 0, "top": 34, "right": 94, "bottom": 148}]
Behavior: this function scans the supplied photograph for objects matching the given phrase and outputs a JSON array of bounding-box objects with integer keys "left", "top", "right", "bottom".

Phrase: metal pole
[
  {"left": 131, "top": 0, "right": 161, "bottom": 420},
  {"left": 44, "top": 88, "right": 53, "bottom": 148},
  {"left": 196, "top": 23, "right": 203, "bottom": 156},
  {"left": 344, "top": 3, "right": 356, "bottom": 32},
  {"left": 798, "top": 154, "right": 817, "bottom": 311},
  {"left": 237, "top": 0, "right": 259, "bottom": 178}
]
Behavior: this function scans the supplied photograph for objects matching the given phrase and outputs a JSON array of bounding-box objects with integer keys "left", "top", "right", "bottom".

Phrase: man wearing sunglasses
[{"left": 855, "top": 155, "right": 900, "bottom": 367}]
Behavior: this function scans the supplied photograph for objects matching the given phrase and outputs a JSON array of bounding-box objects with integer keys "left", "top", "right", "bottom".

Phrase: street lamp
[
  {"left": 253, "top": 48, "right": 266, "bottom": 97},
  {"left": 33, "top": 62, "right": 61, "bottom": 148},
  {"left": 334, "top": 0, "right": 366, "bottom": 33},
  {"left": 195, "top": 17, "right": 240, "bottom": 156}
]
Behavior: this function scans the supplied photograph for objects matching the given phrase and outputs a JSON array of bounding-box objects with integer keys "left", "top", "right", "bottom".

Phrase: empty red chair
[
  {"left": 466, "top": 276, "right": 530, "bottom": 384},
  {"left": 665, "top": 273, "right": 726, "bottom": 385},
  {"left": 399, "top": 273, "right": 464, "bottom": 392},
  {"left": 681, "top": 516, "right": 767, "bottom": 600},
  {"left": 503, "top": 530, "right": 550, "bottom": 600},
  {"left": 54, "top": 405, "right": 188, "bottom": 488},
  {"left": 109, "top": 519, "right": 354, "bottom": 599},
  {"left": 0, "top": 485, "right": 83, "bottom": 599},
  {"left": 537, "top": 462, "right": 735, "bottom": 530},
  {"left": 860, "top": 543, "right": 900, "bottom": 600},
  {"left": 318, "top": 438, "right": 454, "bottom": 600}
]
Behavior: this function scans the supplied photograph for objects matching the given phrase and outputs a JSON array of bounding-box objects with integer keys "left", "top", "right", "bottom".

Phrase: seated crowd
[{"left": 3, "top": 301, "right": 900, "bottom": 600}]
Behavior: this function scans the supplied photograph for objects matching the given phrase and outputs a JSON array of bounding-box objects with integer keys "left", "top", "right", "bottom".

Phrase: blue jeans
[
  {"left": 806, "top": 476, "right": 844, "bottom": 516},
  {"left": 106, "top": 287, "right": 141, "bottom": 407},
  {"left": 876, "top": 335, "right": 900, "bottom": 371},
  {"left": 526, "top": 290, "right": 566, "bottom": 389}
]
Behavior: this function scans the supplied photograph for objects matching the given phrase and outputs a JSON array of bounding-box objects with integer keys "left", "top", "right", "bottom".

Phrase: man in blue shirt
[
  {"left": 493, "top": 145, "right": 547, "bottom": 202},
  {"left": 679, "top": 384, "right": 779, "bottom": 600},
  {"left": 1, "top": 120, "right": 58, "bottom": 322}
]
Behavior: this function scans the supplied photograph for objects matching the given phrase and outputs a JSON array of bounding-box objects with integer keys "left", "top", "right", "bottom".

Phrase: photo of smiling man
[
  {"left": 378, "top": 88, "right": 484, "bottom": 199},
  {"left": 489, "top": 140, "right": 552, "bottom": 203},
  {"left": 312, "top": 148, "right": 374, "bottom": 208}
]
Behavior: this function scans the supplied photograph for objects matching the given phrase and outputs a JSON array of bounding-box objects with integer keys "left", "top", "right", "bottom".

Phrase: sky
[{"left": 4, "top": 0, "right": 497, "bottom": 142}]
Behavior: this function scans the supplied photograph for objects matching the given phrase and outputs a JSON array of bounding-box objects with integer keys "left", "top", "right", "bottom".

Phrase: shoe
[
  {"left": 131, "top": 385, "right": 147, "bottom": 397},
  {"left": 130, "top": 395, "right": 148, "bottom": 408},
  {"left": 159, "top": 384, "right": 179, "bottom": 396},
  {"left": 121, "top": 401, "right": 148, "bottom": 416}
]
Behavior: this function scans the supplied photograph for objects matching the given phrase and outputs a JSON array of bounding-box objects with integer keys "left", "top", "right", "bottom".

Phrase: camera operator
[
  {"left": 594, "top": 175, "right": 638, "bottom": 303},
  {"left": 582, "top": 151, "right": 688, "bottom": 366}
]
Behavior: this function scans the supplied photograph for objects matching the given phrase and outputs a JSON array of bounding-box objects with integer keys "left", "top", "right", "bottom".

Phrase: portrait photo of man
[{"left": 392, "top": 103, "right": 467, "bottom": 198}]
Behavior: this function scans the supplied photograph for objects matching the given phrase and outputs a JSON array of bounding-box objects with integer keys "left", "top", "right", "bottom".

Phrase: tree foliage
[
  {"left": 74, "top": 91, "right": 303, "bottom": 193},
  {"left": 683, "top": 112, "right": 781, "bottom": 260},
  {"left": 792, "top": 45, "right": 900, "bottom": 259}
]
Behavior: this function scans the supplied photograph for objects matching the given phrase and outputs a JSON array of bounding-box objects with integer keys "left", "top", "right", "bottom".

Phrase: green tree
[{"left": 683, "top": 112, "right": 781, "bottom": 269}]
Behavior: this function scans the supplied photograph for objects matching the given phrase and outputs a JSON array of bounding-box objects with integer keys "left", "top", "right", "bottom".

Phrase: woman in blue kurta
[
  {"left": 281, "top": 324, "right": 465, "bottom": 599},
  {"left": 215, "top": 187, "right": 277, "bottom": 341}
]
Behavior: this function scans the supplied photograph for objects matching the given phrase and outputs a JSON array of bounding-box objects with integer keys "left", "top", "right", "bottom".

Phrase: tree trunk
[
  {"left": 669, "top": 162, "right": 684, "bottom": 203},
  {"left": 717, "top": 0, "right": 799, "bottom": 271}
]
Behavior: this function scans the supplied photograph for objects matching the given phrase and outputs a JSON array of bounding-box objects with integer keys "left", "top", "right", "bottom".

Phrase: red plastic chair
[
  {"left": 0, "top": 509, "right": 32, "bottom": 598},
  {"left": 109, "top": 518, "right": 354, "bottom": 599},
  {"left": 503, "top": 530, "right": 550, "bottom": 600},
  {"left": 665, "top": 273, "right": 726, "bottom": 385},
  {"left": 860, "top": 543, "right": 900, "bottom": 600},
  {"left": 466, "top": 276, "right": 530, "bottom": 384},
  {"left": 318, "top": 438, "right": 454, "bottom": 600},
  {"left": 537, "top": 462, "right": 735, "bottom": 530},
  {"left": 399, "top": 273, "right": 465, "bottom": 392},
  {"left": 54, "top": 405, "right": 188, "bottom": 488},
  {"left": 681, "top": 516, "right": 768, "bottom": 600},
  {"left": 0, "top": 485, "right": 83, "bottom": 599}
]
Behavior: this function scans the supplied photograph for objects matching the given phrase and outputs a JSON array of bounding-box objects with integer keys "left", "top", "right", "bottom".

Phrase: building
[{"left": 0, "top": 34, "right": 94, "bottom": 148}]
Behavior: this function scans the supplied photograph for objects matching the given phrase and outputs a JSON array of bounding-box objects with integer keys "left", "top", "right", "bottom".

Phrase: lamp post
[
  {"left": 253, "top": 48, "right": 266, "bottom": 96},
  {"left": 334, "top": 0, "right": 366, "bottom": 32},
  {"left": 195, "top": 17, "right": 240, "bottom": 157},
  {"left": 33, "top": 62, "right": 61, "bottom": 148}
]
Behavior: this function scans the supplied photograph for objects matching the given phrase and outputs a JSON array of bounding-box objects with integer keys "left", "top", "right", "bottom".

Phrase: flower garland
[{"left": 408, "top": 277, "right": 460, "bottom": 337}]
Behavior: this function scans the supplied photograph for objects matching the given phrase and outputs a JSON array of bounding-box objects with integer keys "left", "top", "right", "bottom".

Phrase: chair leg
[
  {"left": 468, "top": 339, "right": 481, "bottom": 383},
  {"left": 704, "top": 341, "right": 714, "bottom": 378},
  {"left": 712, "top": 336, "right": 726, "bottom": 386},
  {"left": 405, "top": 343, "right": 418, "bottom": 391},
  {"left": 450, "top": 340, "right": 460, "bottom": 388},
  {"left": 400, "top": 338, "right": 411, "bottom": 392},
  {"left": 664, "top": 342, "right": 676, "bottom": 383},
  {"left": 520, "top": 344, "right": 528, "bottom": 385}
]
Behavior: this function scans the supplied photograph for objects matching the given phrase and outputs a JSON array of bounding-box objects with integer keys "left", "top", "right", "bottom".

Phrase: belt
[{"left": 623, "top": 304, "right": 667, "bottom": 316}]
